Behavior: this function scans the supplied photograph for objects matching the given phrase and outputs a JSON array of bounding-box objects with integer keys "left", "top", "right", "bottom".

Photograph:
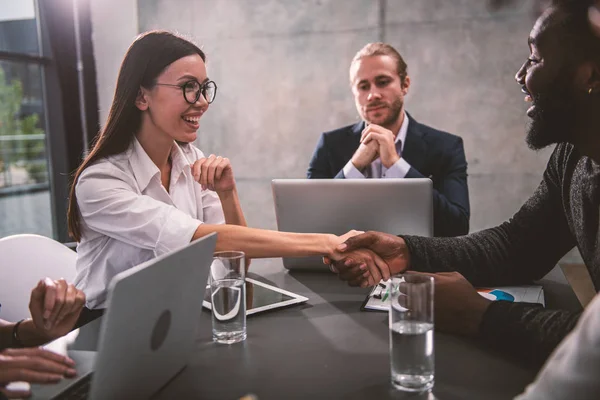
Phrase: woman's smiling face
[{"left": 137, "top": 54, "right": 210, "bottom": 143}]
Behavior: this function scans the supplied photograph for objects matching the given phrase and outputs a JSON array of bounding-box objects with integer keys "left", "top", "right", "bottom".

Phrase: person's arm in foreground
[
  {"left": 0, "top": 279, "right": 84, "bottom": 398},
  {"left": 0, "top": 347, "right": 77, "bottom": 399},
  {"left": 515, "top": 293, "right": 600, "bottom": 400},
  {"left": 0, "top": 279, "right": 85, "bottom": 350}
]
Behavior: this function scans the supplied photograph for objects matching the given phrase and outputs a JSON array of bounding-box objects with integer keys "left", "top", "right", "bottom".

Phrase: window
[
  {"left": 0, "top": 0, "right": 99, "bottom": 242},
  {"left": 0, "top": 0, "right": 53, "bottom": 238}
]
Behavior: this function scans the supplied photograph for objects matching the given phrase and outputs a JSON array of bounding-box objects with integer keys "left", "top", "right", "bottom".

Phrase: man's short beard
[
  {"left": 366, "top": 97, "right": 404, "bottom": 128},
  {"left": 526, "top": 79, "right": 578, "bottom": 150}
]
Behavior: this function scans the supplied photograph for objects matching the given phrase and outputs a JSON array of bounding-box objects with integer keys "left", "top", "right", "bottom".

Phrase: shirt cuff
[
  {"left": 342, "top": 160, "right": 367, "bottom": 179},
  {"left": 154, "top": 207, "right": 202, "bottom": 256},
  {"left": 383, "top": 158, "right": 411, "bottom": 178}
]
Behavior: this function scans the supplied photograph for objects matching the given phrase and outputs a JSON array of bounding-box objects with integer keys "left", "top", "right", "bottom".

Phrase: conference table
[{"left": 80, "top": 259, "right": 580, "bottom": 400}]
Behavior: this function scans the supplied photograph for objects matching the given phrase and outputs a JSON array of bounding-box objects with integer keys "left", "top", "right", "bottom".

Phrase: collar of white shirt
[{"left": 129, "top": 137, "right": 193, "bottom": 192}]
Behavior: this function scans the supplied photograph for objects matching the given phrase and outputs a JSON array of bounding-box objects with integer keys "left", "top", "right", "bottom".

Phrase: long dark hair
[{"left": 67, "top": 30, "right": 205, "bottom": 241}]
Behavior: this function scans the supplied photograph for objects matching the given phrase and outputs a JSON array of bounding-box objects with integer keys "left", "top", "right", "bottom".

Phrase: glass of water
[
  {"left": 389, "top": 273, "right": 434, "bottom": 392},
  {"left": 210, "top": 251, "right": 246, "bottom": 344}
]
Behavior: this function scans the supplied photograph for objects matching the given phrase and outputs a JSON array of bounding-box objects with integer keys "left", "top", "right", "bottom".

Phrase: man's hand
[
  {"left": 29, "top": 279, "right": 85, "bottom": 341},
  {"left": 0, "top": 347, "right": 76, "bottom": 398},
  {"left": 335, "top": 231, "right": 410, "bottom": 275},
  {"left": 361, "top": 124, "right": 399, "bottom": 168},
  {"left": 330, "top": 248, "right": 392, "bottom": 288},
  {"left": 192, "top": 155, "right": 236, "bottom": 193},
  {"left": 350, "top": 139, "right": 379, "bottom": 171},
  {"left": 420, "top": 272, "right": 492, "bottom": 337}
]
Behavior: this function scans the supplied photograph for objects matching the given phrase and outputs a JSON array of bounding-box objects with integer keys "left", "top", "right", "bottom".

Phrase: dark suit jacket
[{"left": 307, "top": 114, "right": 470, "bottom": 237}]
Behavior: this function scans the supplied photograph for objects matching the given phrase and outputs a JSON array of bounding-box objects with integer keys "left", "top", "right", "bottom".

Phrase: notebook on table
[{"left": 362, "top": 281, "right": 545, "bottom": 312}]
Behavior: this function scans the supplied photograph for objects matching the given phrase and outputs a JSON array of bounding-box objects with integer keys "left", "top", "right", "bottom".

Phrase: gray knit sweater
[{"left": 402, "top": 142, "right": 599, "bottom": 365}]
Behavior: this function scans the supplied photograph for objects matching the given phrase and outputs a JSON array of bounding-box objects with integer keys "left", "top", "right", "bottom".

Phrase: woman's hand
[
  {"left": 338, "top": 230, "right": 364, "bottom": 244},
  {"left": 325, "top": 230, "right": 364, "bottom": 262},
  {"left": 192, "top": 155, "right": 236, "bottom": 193}
]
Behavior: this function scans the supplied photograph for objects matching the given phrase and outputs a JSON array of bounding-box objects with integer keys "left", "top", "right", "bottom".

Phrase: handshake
[
  {"left": 328, "top": 231, "right": 411, "bottom": 287},
  {"left": 329, "top": 231, "right": 493, "bottom": 337}
]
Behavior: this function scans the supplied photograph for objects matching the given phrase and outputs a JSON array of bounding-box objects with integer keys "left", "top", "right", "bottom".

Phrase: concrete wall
[
  {"left": 90, "top": 0, "right": 138, "bottom": 125},
  {"left": 93, "top": 1, "right": 580, "bottom": 260}
]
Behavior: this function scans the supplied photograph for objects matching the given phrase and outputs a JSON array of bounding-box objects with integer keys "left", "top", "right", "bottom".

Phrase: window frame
[{"left": 0, "top": 0, "right": 89, "bottom": 243}]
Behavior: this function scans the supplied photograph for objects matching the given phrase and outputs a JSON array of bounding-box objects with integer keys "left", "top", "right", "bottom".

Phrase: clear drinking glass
[
  {"left": 210, "top": 251, "right": 246, "bottom": 344},
  {"left": 389, "top": 273, "right": 435, "bottom": 392}
]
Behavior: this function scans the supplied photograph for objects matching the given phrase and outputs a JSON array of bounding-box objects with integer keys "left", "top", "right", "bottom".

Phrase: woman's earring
[{"left": 589, "top": 87, "right": 594, "bottom": 95}]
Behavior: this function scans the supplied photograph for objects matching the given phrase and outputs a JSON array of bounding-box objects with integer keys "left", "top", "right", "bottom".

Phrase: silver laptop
[
  {"left": 30, "top": 233, "right": 217, "bottom": 400},
  {"left": 272, "top": 179, "right": 433, "bottom": 270}
]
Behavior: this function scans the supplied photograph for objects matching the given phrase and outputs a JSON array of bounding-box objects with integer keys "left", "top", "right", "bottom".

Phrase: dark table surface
[{"left": 144, "top": 259, "right": 580, "bottom": 400}]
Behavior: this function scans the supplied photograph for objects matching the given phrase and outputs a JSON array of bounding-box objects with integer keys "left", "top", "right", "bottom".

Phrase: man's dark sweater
[{"left": 402, "top": 143, "right": 599, "bottom": 365}]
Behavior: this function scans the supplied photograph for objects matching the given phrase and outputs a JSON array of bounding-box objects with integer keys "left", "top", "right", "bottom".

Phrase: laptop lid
[
  {"left": 272, "top": 179, "right": 432, "bottom": 269},
  {"left": 87, "top": 232, "right": 216, "bottom": 399},
  {"left": 30, "top": 233, "right": 217, "bottom": 400}
]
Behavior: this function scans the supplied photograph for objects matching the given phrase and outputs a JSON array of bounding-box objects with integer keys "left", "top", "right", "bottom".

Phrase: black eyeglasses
[{"left": 155, "top": 80, "right": 217, "bottom": 104}]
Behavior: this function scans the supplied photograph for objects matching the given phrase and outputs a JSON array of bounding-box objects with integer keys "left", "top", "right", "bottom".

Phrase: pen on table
[{"left": 382, "top": 288, "right": 390, "bottom": 302}]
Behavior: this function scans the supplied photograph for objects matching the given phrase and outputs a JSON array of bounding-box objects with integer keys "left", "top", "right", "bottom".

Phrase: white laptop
[
  {"left": 272, "top": 179, "right": 433, "bottom": 270},
  {"left": 30, "top": 233, "right": 217, "bottom": 400}
]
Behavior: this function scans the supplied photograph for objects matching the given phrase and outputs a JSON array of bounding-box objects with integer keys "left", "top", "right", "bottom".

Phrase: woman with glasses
[{"left": 66, "top": 31, "right": 374, "bottom": 318}]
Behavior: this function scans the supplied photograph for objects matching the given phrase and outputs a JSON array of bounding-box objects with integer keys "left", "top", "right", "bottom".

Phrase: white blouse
[{"left": 74, "top": 137, "right": 225, "bottom": 309}]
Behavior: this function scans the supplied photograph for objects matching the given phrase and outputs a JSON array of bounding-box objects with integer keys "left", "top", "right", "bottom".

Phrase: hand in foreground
[
  {"left": 0, "top": 347, "right": 76, "bottom": 398},
  {"left": 417, "top": 271, "right": 491, "bottom": 337},
  {"left": 360, "top": 124, "right": 399, "bottom": 168},
  {"left": 29, "top": 278, "right": 85, "bottom": 341},
  {"left": 333, "top": 231, "right": 410, "bottom": 276},
  {"left": 192, "top": 155, "right": 235, "bottom": 193}
]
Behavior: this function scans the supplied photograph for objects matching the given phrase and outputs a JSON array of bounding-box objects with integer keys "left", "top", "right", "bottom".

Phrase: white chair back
[{"left": 0, "top": 234, "right": 77, "bottom": 321}]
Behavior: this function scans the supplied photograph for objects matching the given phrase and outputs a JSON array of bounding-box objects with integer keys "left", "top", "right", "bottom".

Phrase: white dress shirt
[
  {"left": 342, "top": 112, "right": 412, "bottom": 179},
  {"left": 515, "top": 293, "right": 600, "bottom": 400},
  {"left": 74, "top": 137, "right": 225, "bottom": 309}
]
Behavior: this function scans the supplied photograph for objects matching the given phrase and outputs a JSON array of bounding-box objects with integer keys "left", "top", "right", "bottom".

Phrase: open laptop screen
[{"left": 272, "top": 178, "right": 433, "bottom": 269}]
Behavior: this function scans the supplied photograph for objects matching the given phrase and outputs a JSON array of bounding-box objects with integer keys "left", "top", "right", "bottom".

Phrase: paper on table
[
  {"left": 477, "top": 285, "right": 545, "bottom": 306},
  {"left": 362, "top": 280, "right": 393, "bottom": 311},
  {"left": 362, "top": 281, "right": 545, "bottom": 312}
]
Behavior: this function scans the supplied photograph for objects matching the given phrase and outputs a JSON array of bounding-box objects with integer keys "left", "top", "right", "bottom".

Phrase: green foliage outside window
[{"left": 0, "top": 66, "right": 46, "bottom": 186}]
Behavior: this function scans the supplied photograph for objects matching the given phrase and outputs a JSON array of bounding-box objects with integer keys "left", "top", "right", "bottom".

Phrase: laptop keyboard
[{"left": 55, "top": 374, "right": 93, "bottom": 400}]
